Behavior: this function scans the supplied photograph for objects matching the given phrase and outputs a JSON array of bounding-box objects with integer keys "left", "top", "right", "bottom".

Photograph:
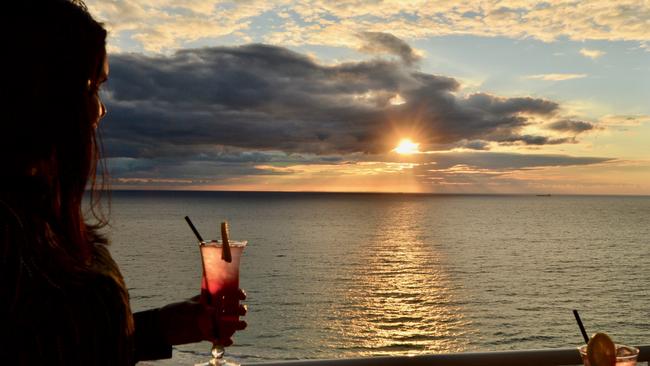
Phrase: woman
[{"left": 0, "top": 0, "right": 246, "bottom": 364}]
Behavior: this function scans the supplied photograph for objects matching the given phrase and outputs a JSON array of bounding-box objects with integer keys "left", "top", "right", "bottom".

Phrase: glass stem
[{"left": 210, "top": 343, "right": 225, "bottom": 366}]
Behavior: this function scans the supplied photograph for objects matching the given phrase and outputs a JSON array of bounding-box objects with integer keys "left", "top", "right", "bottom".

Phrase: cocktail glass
[
  {"left": 198, "top": 239, "right": 246, "bottom": 366},
  {"left": 578, "top": 344, "right": 639, "bottom": 366}
]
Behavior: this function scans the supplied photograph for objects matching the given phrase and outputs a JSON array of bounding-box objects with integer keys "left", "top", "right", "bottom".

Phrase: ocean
[{"left": 103, "top": 191, "right": 650, "bottom": 364}]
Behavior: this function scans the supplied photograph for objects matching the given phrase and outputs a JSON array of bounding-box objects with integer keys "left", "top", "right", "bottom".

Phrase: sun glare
[{"left": 394, "top": 138, "right": 420, "bottom": 155}]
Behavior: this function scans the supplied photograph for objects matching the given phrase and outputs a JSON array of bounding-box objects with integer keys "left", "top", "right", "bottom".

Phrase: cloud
[
  {"left": 86, "top": 0, "right": 258, "bottom": 52},
  {"left": 357, "top": 32, "right": 421, "bottom": 65},
  {"left": 546, "top": 119, "right": 596, "bottom": 133},
  {"left": 102, "top": 42, "right": 571, "bottom": 166},
  {"left": 496, "top": 135, "right": 575, "bottom": 146},
  {"left": 598, "top": 114, "right": 650, "bottom": 127},
  {"left": 408, "top": 151, "right": 614, "bottom": 191},
  {"left": 86, "top": 1, "right": 650, "bottom": 53},
  {"left": 96, "top": 40, "right": 618, "bottom": 191},
  {"left": 526, "top": 73, "right": 588, "bottom": 81},
  {"left": 417, "top": 151, "right": 611, "bottom": 171},
  {"left": 104, "top": 146, "right": 614, "bottom": 190},
  {"left": 579, "top": 48, "right": 606, "bottom": 59},
  {"left": 457, "top": 140, "right": 491, "bottom": 151},
  {"left": 641, "top": 42, "right": 650, "bottom": 52}
]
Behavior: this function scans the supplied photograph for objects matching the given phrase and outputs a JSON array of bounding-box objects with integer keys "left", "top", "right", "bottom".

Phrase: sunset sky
[{"left": 87, "top": 1, "right": 650, "bottom": 194}]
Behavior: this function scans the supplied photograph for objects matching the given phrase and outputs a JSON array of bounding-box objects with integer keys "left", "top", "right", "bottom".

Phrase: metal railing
[{"left": 245, "top": 345, "right": 650, "bottom": 366}]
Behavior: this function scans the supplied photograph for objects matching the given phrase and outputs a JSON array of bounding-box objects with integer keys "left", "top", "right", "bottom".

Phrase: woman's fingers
[
  {"left": 219, "top": 289, "right": 247, "bottom": 300},
  {"left": 237, "top": 289, "right": 247, "bottom": 300},
  {"left": 158, "top": 293, "right": 248, "bottom": 346},
  {"left": 181, "top": 289, "right": 247, "bottom": 344},
  {"left": 238, "top": 304, "right": 247, "bottom": 316},
  {"left": 217, "top": 320, "right": 247, "bottom": 345},
  {"left": 222, "top": 304, "right": 247, "bottom": 316},
  {"left": 218, "top": 294, "right": 247, "bottom": 316},
  {"left": 235, "top": 320, "right": 247, "bottom": 330},
  {"left": 190, "top": 287, "right": 245, "bottom": 302}
]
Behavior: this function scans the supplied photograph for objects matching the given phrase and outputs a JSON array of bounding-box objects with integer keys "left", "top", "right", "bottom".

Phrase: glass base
[
  {"left": 193, "top": 358, "right": 240, "bottom": 366},
  {"left": 193, "top": 345, "right": 240, "bottom": 366},
  {"left": 194, "top": 358, "right": 240, "bottom": 366}
]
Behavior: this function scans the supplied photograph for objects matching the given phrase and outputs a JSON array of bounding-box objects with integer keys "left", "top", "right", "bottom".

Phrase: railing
[{"left": 245, "top": 345, "right": 650, "bottom": 366}]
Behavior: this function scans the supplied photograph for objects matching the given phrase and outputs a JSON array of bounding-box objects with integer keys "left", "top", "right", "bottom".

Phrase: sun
[{"left": 393, "top": 138, "right": 420, "bottom": 155}]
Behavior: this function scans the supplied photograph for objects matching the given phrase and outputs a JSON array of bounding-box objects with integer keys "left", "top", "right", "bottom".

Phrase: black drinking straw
[
  {"left": 184, "top": 216, "right": 204, "bottom": 243},
  {"left": 573, "top": 309, "right": 590, "bottom": 343}
]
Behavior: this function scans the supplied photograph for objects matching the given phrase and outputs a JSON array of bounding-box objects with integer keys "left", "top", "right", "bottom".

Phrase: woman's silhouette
[{"left": 0, "top": 1, "right": 246, "bottom": 364}]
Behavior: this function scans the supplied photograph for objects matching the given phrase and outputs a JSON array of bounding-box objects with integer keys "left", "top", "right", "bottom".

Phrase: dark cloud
[
  {"left": 105, "top": 149, "right": 613, "bottom": 188},
  {"left": 462, "top": 93, "right": 558, "bottom": 116},
  {"left": 409, "top": 151, "right": 613, "bottom": 189},
  {"left": 414, "top": 151, "right": 611, "bottom": 171},
  {"left": 546, "top": 119, "right": 595, "bottom": 133},
  {"left": 102, "top": 42, "right": 565, "bottom": 164},
  {"left": 497, "top": 134, "right": 575, "bottom": 145},
  {"left": 105, "top": 150, "right": 345, "bottom": 180},
  {"left": 357, "top": 32, "right": 421, "bottom": 65},
  {"left": 458, "top": 140, "right": 491, "bottom": 150}
]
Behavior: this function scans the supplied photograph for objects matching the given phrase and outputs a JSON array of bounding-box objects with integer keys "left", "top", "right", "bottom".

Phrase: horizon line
[{"left": 100, "top": 189, "right": 650, "bottom": 197}]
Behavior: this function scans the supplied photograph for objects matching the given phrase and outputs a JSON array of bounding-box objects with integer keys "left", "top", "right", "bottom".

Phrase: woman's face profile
[{"left": 89, "top": 56, "right": 109, "bottom": 127}]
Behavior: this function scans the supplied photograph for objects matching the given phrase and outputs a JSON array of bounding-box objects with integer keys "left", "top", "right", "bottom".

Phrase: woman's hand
[{"left": 158, "top": 289, "right": 247, "bottom": 346}]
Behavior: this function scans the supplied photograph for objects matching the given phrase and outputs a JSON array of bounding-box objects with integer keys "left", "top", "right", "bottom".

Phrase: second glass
[{"left": 578, "top": 344, "right": 639, "bottom": 366}]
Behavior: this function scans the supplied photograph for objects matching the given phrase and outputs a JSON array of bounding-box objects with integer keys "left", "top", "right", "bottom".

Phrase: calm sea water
[{"left": 103, "top": 191, "right": 650, "bottom": 364}]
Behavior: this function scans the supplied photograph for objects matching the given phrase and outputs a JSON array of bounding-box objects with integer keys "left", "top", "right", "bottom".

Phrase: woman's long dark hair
[
  {"left": 0, "top": 2, "right": 138, "bottom": 364},
  {"left": 0, "top": 0, "right": 108, "bottom": 270}
]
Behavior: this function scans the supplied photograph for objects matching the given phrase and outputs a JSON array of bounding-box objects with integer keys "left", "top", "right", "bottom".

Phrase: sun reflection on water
[{"left": 329, "top": 201, "right": 475, "bottom": 357}]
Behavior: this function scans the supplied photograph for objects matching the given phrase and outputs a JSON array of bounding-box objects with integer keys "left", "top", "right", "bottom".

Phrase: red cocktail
[{"left": 199, "top": 239, "right": 246, "bottom": 366}]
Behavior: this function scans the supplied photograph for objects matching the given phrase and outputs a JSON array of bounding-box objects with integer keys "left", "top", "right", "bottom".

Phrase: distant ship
[{"left": 536, "top": 194, "right": 552, "bottom": 196}]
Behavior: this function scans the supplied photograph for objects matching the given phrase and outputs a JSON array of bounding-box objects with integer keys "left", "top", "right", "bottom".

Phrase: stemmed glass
[
  {"left": 186, "top": 218, "right": 246, "bottom": 366},
  {"left": 200, "top": 237, "right": 246, "bottom": 365}
]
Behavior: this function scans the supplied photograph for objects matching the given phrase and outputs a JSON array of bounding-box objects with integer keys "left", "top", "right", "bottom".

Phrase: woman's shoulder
[
  {"left": 92, "top": 243, "right": 121, "bottom": 275},
  {"left": 91, "top": 243, "right": 135, "bottom": 320},
  {"left": 1, "top": 241, "right": 136, "bottom": 365},
  {"left": 91, "top": 243, "right": 130, "bottom": 289}
]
